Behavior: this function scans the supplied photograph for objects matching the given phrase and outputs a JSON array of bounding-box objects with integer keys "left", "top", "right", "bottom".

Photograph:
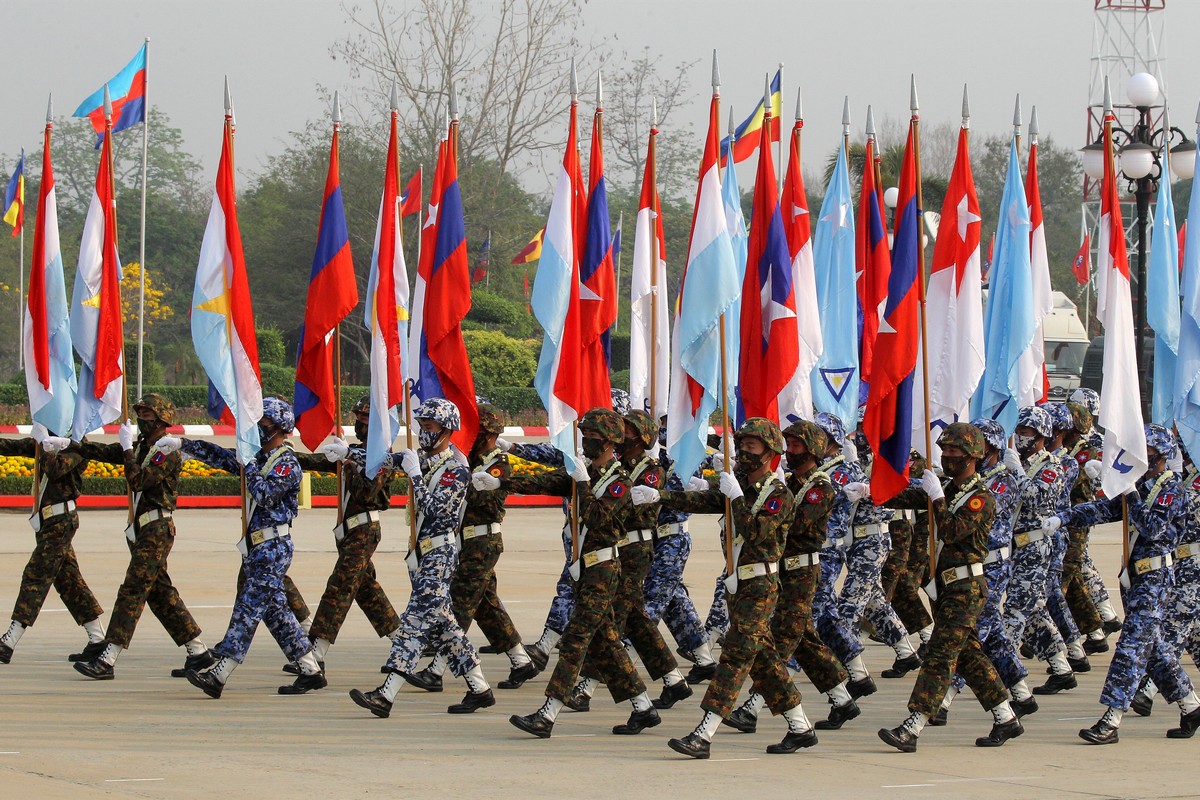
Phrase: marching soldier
[
  {"left": 72, "top": 394, "right": 210, "bottom": 680},
  {"left": 0, "top": 430, "right": 105, "bottom": 664},
  {"left": 174, "top": 397, "right": 325, "bottom": 697},
  {"left": 878, "top": 423, "right": 1022, "bottom": 752}
]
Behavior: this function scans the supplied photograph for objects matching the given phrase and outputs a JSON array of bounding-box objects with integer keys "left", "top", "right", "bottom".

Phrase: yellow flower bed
[
  {"left": 0, "top": 454, "right": 337, "bottom": 480},
  {"left": 508, "top": 455, "right": 554, "bottom": 476}
]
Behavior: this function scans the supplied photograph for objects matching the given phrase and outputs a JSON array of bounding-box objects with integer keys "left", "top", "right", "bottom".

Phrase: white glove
[
  {"left": 1002, "top": 447, "right": 1023, "bottom": 473},
  {"left": 320, "top": 437, "right": 350, "bottom": 463},
  {"left": 471, "top": 471, "right": 500, "bottom": 491},
  {"left": 709, "top": 451, "right": 735, "bottom": 472},
  {"left": 154, "top": 436, "right": 183, "bottom": 455},
  {"left": 41, "top": 436, "right": 70, "bottom": 454},
  {"left": 496, "top": 437, "right": 513, "bottom": 453},
  {"left": 843, "top": 481, "right": 870, "bottom": 502},
  {"left": 631, "top": 485, "right": 660, "bottom": 506},
  {"left": 718, "top": 471, "right": 744, "bottom": 502},
  {"left": 118, "top": 420, "right": 136, "bottom": 452},
  {"left": 1168, "top": 451, "right": 1184, "bottom": 474},
  {"left": 30, "top": 422, "right": 48, "bottom": 443},
  {"left": 920, "top": 469, "right": 944, "bottom": 502},
  {"left": 569, "top": 455, "right": 590, "bottom": 483},
  {"left": 399, "top": 448, "right": 421, "bottom": 478},
  {"left": 687, "top": 475, "right": 709, "bottom": 492},
  {"left": 647, "top": 441, "right": 662, "bottom": 459},
  {"left": 843, "top": 438, "right": 859, "bottom": 463},
  {"left": 1041, "top": 515, "right": 1062, "bottom": 533},
  {"left": 1083, "top": 459, "right": 1103, "bottom": 481}
]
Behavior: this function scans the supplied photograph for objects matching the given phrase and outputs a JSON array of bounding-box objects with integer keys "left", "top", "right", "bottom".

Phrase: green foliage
[
  {"left": 462, "top": 330, "right": 536, "bottom": 392},
  {"left": 608, "top": 333, "right": 631, "bottom": 372},
  {"left": 610, "top": 369, "right": 631, "bottom": 394},
  {"left": 124, "top": 341, "right": 165, "bottom": 387},
  {"left": 486, "top": 386, "right": 543, "bottom": 417},
  {"left": 467, "top": 290, "right": 535, "bottom": 338},
  {"left": 256, "top": 326, "right": 287, "bottom": 367},
  {"left": 260, "top": 363, "right": 295, "bottom": 400}
]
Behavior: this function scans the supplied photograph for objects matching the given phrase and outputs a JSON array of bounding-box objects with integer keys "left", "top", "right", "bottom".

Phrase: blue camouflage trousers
[
  {"left": 1102, "top": 566, "right": 1193, "bottom": 710},
  {"left": 704, "top": 521, "right": 731, "bottom": 636},
  {"left": 1082, "top": 549, "right": 1111, "bottom": 607},
  {"left": 814, "top": 538, "right": 851, "bottom": 659},
  {"left": 1003, "top": 538, "right": 1066, "bottom": 659},
  {"left": 1146, "top": 556, "right": 1200, "bottom": 683},
  {"left": 646, "top": 527, "right": 706, "bottom": 652},
  {"left": 829, "top": 533, "right": 903, "bottom": 664},
  {"left": 1043, "top": 529, "right": 1081, "bottom": 650},
  {"left": 386, "top": 546, "right": 479, "bottom": 677},
  {"left": 544, "top": 523, "right": 575, "bottom": 635},
  {"left": 953, "top": 558, "right": 1027, "bottom": 692},
  {"left": 214, "top": 536, "right": 311, "bottom": 664}
]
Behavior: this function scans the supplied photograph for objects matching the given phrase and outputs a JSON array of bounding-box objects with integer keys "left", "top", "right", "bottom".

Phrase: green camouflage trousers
[
  {"left": 702, "top": 574, "right": 782, "bottom": 717},
  {"left": 1063, "top": 528, "right": 1102, "bottom": 635},
  {"left": 882, "top": 520, "right": 912, "bottom": 601},
  {"left": 309, "top": 523, "right": 400, "bottom": 643},
  {"left": 106, "top": 521, "right": 202, "bottom": 648},
  {"left": 782, "top": 563, "right": 849, "bottom": 695},
  {"left": 907, "top": 576, "right": 1007, "bottom": 716},
  {"left": 12, "top": 514, "right": 103, "bottom": 627},
  {"left": 451, "top": 532, "right": 520, "bottom": 652},
  {"left": 892, "top": 520, "right": 933, "bottom": 634}
]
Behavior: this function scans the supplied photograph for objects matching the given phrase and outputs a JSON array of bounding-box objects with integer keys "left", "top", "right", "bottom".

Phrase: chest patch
[
  {"left": 1039, "top": 469, "right": 1057, "bottom": 484},
  {"left": 967, "top": 495, "right": 985, "bottom": 512},
  {"left": 765, "top": 497, "right": 783, "bottom": 514},
  {"left": 608, "top": 482, "right": 627, "bottom": 498},
  {"left": 644, "top": 472, "right": 661, "bottom": 487}
]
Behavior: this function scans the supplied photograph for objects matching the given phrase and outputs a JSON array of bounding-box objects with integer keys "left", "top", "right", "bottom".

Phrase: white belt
[
  {"left": 781, "top": 552, "right": 821, "bottom": 571},
  {"left": 1175, "top": 543, "right": 1200, "bottom": 562},
  {"left": 983, "top": 546, "right": 1010, "bottom": 565},
  {"left": 1013, "top": 529, "right": 1048, "bottom": 548},
  {"left": 619, "top": 528, "right": 655, "bottom": 546},
  {"left": 580, "top": 546, "right": 618, "bottom": 568},
  {"left": 137, "top": 509, "right": 172, "bottom": 528},
  {"left": 852, "top": 522, "right": 887, "bottom": 540},
  {"left": 736, "top": 561, "right": 779, "bottom": 581},
  {"left": 462, "top": 522, "right": 501, "bottom": 541},
  {"left": 417, "top": 534, "right": 456, "bottom": 557},
  {"left": 939, "top": 562, "right": 985, "bottom": 586},
  {"left": 247, "top": 524, "right": 291, "bottom": 547},
  {"left": 344, "top": 511, "right": 380, "bottom": 531},
  {"left": 1132, "top": 553, "right": 1174, "bottom": 576},
  {"left": 37, "top": 500, "right": 76, "bottom": 521},
  {"left": 656, "top": 521, "right": 688, "bottom": 538}
]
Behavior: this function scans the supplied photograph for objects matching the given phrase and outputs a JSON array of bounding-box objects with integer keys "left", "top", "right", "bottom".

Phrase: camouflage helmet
[
  {"left": 623, "top": 410, "right": 658, "bottom": 448},
  {"left": 1040, "top": 402, "right": 1072, "bottom": 433},
  {"left": 1066, "top": 401, "right": 1093, "bottom": 435},
  {"left": 735, "top": 417, "right": 785, "bottom": 455},
  {"left": 132, "top": 393, "right": 175, "bottom": 426},
  {"left": 476, "top": 403, "right": 504, "bottom": 435},
  {"left": 782, "top": 419, "right": 828, "bottom": 457},
  {"left": 579, "top": 407, "right": 624, "bottom": 444},
  {"left": 1145, "top": 422, "right": 1178, "bottom": 460},
  {"left": 970, "top": 418, "right": 1007, "bottom": 453},
  {"left": 937, "top": 421, "right": 986, "bottom": 459},
  {"left": 610, "top": 388, "right": 632, "bottom": 416},
  {"left": 261, "top": 396, "right": 296, "bottom": 434},
  {"left": 413, "top": 397, "right": 460, "bottom": 431},
  {"left": 351, "top": 395, "right": 370, "bottom": 416},
  {"left": 1069, "top": 387, "right": 1100, "bottom": 417},
  {"left": 813, "top": 412, "right": 846, "bottom": 448},
  {"left": 1016, "top": 406, "right": 1053, "bottom": 439}
]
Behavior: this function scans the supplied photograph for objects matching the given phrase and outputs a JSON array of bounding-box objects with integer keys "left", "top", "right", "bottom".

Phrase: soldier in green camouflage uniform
[
  {"left": 0, "top": 433, "right": 105, "bottom": 664},
  {"left": 649, "top": 418, "right": 814, "bottom": 759},
  {"left": 879, "top": 423, "right": 1021, "bottom": 752},
  {"left": 505, "top": 408, "right": 660, "bottom": 739},
  {"left": 1060, "top": 402, "right": 1106, "bottom": 651},
  {"left": 73, "top": 394, "right": 210, "bottom": 680},
  {"left": 290, "top": 396, "right": 401, "bottom": 675}
]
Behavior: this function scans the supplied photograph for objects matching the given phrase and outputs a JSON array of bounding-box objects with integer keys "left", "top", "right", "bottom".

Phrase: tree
[
  {"left": 119, "top": 262, "right": 173, "bottom": 337},
  {"left": 462, "top": 329, "right": 537, "bottom": 391}
]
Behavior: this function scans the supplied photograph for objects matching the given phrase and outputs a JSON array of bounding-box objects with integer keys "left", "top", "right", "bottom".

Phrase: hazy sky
[{"left": 5, "top": 1, "right": 1200, "bottom": 184}]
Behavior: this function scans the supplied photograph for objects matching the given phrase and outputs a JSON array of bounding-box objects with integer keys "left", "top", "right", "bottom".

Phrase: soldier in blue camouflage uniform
[
  {"left": 73, "top": 394, "right": 210, "bottom": 680},
  {"left": 1059, "top": 401, "right": 1111, "bottom": 656},
  {"left": 879, "top": 423, "right": 1023, "bottom": 752},
  {"left": 0, "top": 430, "right": 105, "bottom": 665},
  {"left": 504, "top": 407, "right": 661, "bottom": 739},
  {"left": 1000, "top": 406, "right": 1078, "bottom": 695},
  {"left": 1051, "top": 424, "right": 1200, "bottom": 743},
  {"left": 349, "top": 398, "right": 495, "bottom": 717},
  {"left": 174, "top": 397, "right": 324, "bottom": 698}
]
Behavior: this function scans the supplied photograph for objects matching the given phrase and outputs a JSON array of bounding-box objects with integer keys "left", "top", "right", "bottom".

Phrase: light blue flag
[
  {"left": 720, "top": 155, "right": 747, "bottom": 415},
  {"left": 972, "top": 138, "right": 1035, "bottom": 435},
  {"left": 810, "top": 142, "right": 859, "bottom": 424},
  {"left": 1147, "top": 140, "right": 1180, "bottom": 425},
  {"left": 1175, "top": 128, "right": 1200, "bottom": 458}
]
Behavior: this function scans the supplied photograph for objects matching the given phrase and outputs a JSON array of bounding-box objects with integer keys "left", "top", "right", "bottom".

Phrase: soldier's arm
[
  {"left": 582, "top": 476, "right": 632, "bottom": 533},
  {"left": 75, "top": 440, "right": 124, "bottom": 465},
  {"left": 125, "top": 449, "right": 180, "bottom": 493},
  {"left": 505, "top": 469, "right": 572, "bottom": 498},
  {"left": 933, "top": 491, "right": 993, "bottom": 545},
  {"left": 414, "top": 463, "right": 468, "bottom": 518},
  {"left": 0, "top": 437, "right": 35, "bottom": 458},
  {"left": 888, "top": 484, "right": 930, "bottom": 510},
  {"left": 745, "top": 486, "right": 793, "bottom": 547},
  {"left": 1059, "top": 496, "right": 1122, "bottom": 529},
  {"left": 181, "top": 439, "right": 239, "bottom": 474},
  {"left": 294, "top": 451, "right": 327, "bottom": 472},
  {"left": 796, "top": 483, "right": 836, "bottom": 528},
  {"left": 245, "top": 451, "right": 301, "bottom": 507},
  {"left": 659, "top": 488, "right": 724, "bottom": 515},
  {"left": 508, "top": 442, "right": 565, "bottom": 467},
  {"left": 41, "top": 448, "right": 86, "bottom": 480}
]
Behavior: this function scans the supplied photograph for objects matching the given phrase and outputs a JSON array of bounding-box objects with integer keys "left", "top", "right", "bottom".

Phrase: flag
[
  {"left": 666, "top": 93, "right": 740, "bottom": 482},
  {"left": 629, "top": 127, "right": 669, "bottom": 419},
  {"left": 1073, "top": 235, "right": 1091, "bottom": 285},
  {"left": 532, "top": 100, "right": 586, "bottom": 471},
  {"left": 579, "top": 104, "right": 617, "bottom": 410},
  {"left": 399, "top": 168, "right": 422, "bottom": 217},
  {"left": 1180, "top": 221, "right": 1188, "bottom": 274},
  {"left": 720, "top": 140, "right": 749, "bottom": 409},
  {"left": 512, "top": 228, "right": 545, "bottom": 264},
  {"left": 778, "top": 117, "right": 822, "bottom": 423},
  {"left": 971, "top": 138, "right": 1034, "bottom": 435},
  {"left": 737, "top": 100, "right": 798, "bottom": 425},
  {"left": 1096, "top": 112, "right": 1147, "bottom": 497},
  {"left": 982, "top": 231, "right": 995, "bottom": 282},
  {"left": 1176, "top": 135, "right": 1200, "bottom": 460},
  {"left": 3, "top": 151, "right": 24, "bottom": 237},
  {"left": 1148, "top": 139, "right": 1180, "bottom": 425},
  {"left": 719, "top": 68, "right": 782, "bottom": 166},
  {"left": 74, "top": 43, "right": 147, "bottom": 144},
  {"left": 24, "top": 122, "right": 76, "bottom": 436},
  {"left": 471, "top": 232, "right": 491, "bottom": 286},
  {"left": 409, "top": 125, "right": 479, "bottom": 451},
  {"left": 191, "top": 116, "right": 262, "bottom": 463},
  {"left": 864, "top": 124, "right": 921, "bottom": 502},
  {"left": 363, "top": 108, "right": 409, "bottom": 478},
  {"left": 1023, "top": 138, "right": 1054, "bottom": 404},
  {"left": 293, "top": 123, "right": 360, "bottom": 450},
  {"left": 70, "top": 123, "right": 124, "bottom": 439},
  {"left": 811, "top": 140, "right": 859, "bottom": 424},
  {"left": 612, "top": 214, "right": 623, "bottom": 263},
  {"left": 923, "top": 125, "right": 984, "bottom": 445},
  {"left": 856, "top": 135, "right": 891, "bottom": 388}
]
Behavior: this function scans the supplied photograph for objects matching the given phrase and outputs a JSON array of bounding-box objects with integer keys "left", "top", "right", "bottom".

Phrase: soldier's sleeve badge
[
  {"left": 644, "top": 472, "right": 661, "bottom": 487},
  {"left": 832, "top": 471, "right": 849, "bottom": 486},
  {"left": 608, "top": 482, "right": 628, "bottom": 498},
  {"left": 151, "top": 452, "right": 166, "bottom": 465},
  {"left": 488, "top": 467, "right": 503, "bottom": 477},
  {"left": 440, "top": 471, "right": 458, "bottom": 486},
  {"left": 274, "top": 463, "right": 292, "bottom": 477},
  {"left": 805, "top": 488, "right": 824, "bottom": 504},
  {"left": 1076, "top": 452, "right": 1089, "bottom": 464},
  {"left": 765, "top": 497, "right": 783, "bottom": 514},
  {"left": 1039, "top": 469, "right": 1057, "bottom": 484},
  {"left": 1156, "top": 491, "right": 1176, "bottom": 507},
  {"left": 967, "top": 495, "right": 985, "bottom": 512}
]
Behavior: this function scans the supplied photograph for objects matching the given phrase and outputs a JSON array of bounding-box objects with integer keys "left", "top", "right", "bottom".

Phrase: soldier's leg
[
  {"left": 700, "top": 578, "right": 778, "bottom": 717},
  {"left": 530, "top": 523, "right": 575, "bottom": 658},
  {"left": 283, "top": 575, "right": 309, "bottom": 624},
  {"left": 644, "top": 532, "right": 690, "bottom": 624},
  {"left": 353, "top": 557, "right": 401, "bottom": 638},
  {"left": 841, "top": 535, "right": 917, "bottom": 664},
  {"left": 105, "top": 526, "right": 182, "bottom": 650},
  {"left": 544, "top": 562, "right": 619, "bottom": 702},
  {"left": 309, "top": 529, "right": 380, "bottom": 646},
  {"left": 881, "top": 520, "right": 913, "bottom": 601},
  {"left": 1064, "top": 528, "right": 1103, "bottom": 637},
  {"left": 790, "top": 565, "right": 851, "bottom": 695},
  {"left": 472, "top": 572, "right": 521, "bottom": 652},
  {"left": 142, "top": 553, "right": 203, "bottom": 647},
  {"left": 1082, "top": 547, "right": 1121, "bottom": 623},
  {"left": 51, "top": 542, "right": 105, "bottom": 626},
  {"left": 664, "top": 586, "right": 708, "bottom": 652},
  {"left": 1002, "top": 540, "right": 1052, "bottom": 645},
  {"left": 13, "top": 520, "right": 100, "bottom": 628},
  {"left": 815, "top": 545, "right": 862, "bottom": 667},
  {"left": 248, "top": 538, "right": 314, "bottom": 664}
]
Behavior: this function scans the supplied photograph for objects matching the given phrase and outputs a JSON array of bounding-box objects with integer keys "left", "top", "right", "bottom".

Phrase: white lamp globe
[
  {"left": 1119, "top": 142, "right": 1156, "bottom": 180},
  {"left": 1080, "top": 142, "right": 1107, "bottom": 181},
  {"left": 883, "top": 187, "right": 899, "bottom": 209},
  {"left": 1170, "top": 140, "right": 1198, "bottom": 180},
  {"left": 1127, "top": 72, "right": 1160, "bottom": 108}
]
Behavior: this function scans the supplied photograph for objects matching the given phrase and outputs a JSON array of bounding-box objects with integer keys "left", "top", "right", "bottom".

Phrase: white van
[{"left": 1042, "top": 292, "right": 1090, "bottom": 400}]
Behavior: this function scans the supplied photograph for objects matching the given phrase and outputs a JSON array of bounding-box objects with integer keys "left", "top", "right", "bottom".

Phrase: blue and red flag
[
  {"left": 74, "top": 43, "right": 147, "bottom": 145},
  {"left": 399, "top": 168, "right": 422, "bottom": 217},
  {"left": 864, "top": 123, "right": 920, "bottom": 502},
  {"left": 856, "top": 132, "right": 891, "bottom": 389},
  {"left": 737, "top": 97, "right": 798, "bottom": 425},
  {"left": 579, "top": 103, "right": 616, "bottom": 410},
  {"left": 294, "top": 122, "right": 360, "bottom": 450}
]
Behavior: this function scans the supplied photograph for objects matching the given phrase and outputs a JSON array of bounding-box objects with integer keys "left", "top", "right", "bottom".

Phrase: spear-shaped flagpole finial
[
  {"left": 1194, "top": 98, "right": 1200, "bottom": 128},
  {"left": 711, "top": 49, "right": 720, "bottom": 91},
  {"left": 1030, "top": 105, "right": 1040, "bottom": 143},
  {"left": 651, "top": 96, "right": 658, "bottom": 128},
  {"left": 570, "top": 57, "right": 578, "bottom": 101},
  {"left": 46, "top": 93, "right": 53, "bottom": 123},
  {"left": 841, "top": 96, "right": 851, "bottom": 133},
  {"left": 1103, "top": 77, "right": 1112, "bottom": 116},
  {"left": 909, "top": 74, "right": 919, "bottom": 113},
  {"left": 961, "top": 84, "right": 970, "bottom": 127},
  {"left": 727, "top": 105, "right": 735, "bottom": 139},
  {"left": 865, "top": 105, "right": 875, "bottom": 139},
  {"left": 449, "top": 79, "right": 459, "bottom": 121},
  {"left": 332, "top": 90, "right": 342, "bottom": 125},
  {"left": 1013, "top": 94, "right": 1022, "bottom": 131},
  {"left": 223, "top": 76, "right": 232, "bottom": 116},
  {"left": 596, "top": 69, "right": 603, "bottom": 108},
  {"left": 390, "top": 79, "right": 399, "bottom": 113},
  {"left": 103, "top": 84, "right": 112, "bottom": 120},
  {"left": 795, "top": 86, "right": 803, "bottom": 122},
  {"left": 763, "top": 74, "right": 771, "bottom": 117}
]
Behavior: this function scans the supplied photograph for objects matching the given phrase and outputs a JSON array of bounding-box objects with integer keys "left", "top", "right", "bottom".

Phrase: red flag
[
  {"left": 28, "top": 128, "right": 53, "bottom": 390},
  {"left": 1073, "top": 235, "right": 1091, "bottom": 285},
  {"left": 399, "top": 167, "right": 422, "bottom": 217},
  {"left": 856, "top": 136, "right": 891, "bottom": 385},
  {"left": 93, "top": 129, "right": 124, "bottom": 398},
  {"left": 578, "top": 103, "right": 615, "bottom": 411},
  {"left": 512, "top": 228, "right": 544, "bottom": 264},
  {"left": 1179, "top": 221, "right": 1187, "bottom": 275}
]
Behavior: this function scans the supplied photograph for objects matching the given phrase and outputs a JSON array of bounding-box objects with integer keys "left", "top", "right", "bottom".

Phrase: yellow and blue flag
[{"left": 3, "top": 151, "right": 24, "bottom": 237}]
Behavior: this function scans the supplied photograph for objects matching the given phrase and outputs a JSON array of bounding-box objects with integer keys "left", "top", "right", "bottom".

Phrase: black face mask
[
  {"left": 941, "top": 455, "right": 970, "bottom": 479},
  {"left": 354, "top": 421, "right": 369, "bottom": 443},
  {"left": 137, "top": 418, "right": 159, "bottom": 437},
  {"left": 581, "top": 438, "right": 605, "bottom": 460},
  {"left": 735, "top": 448, "right": 767, "bottom": 475},
  {"left": 258, "top": 423, "right": 276, "bottom": 442},
  {"left": 785, "top": 451, "right": 812, "bottom": 470}
]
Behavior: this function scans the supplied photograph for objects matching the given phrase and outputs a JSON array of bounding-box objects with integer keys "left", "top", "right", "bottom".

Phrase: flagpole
[
  {"left": 648, "top": 99, "right": 660, "bottom": 417},
  {"left": 713, "top": 52, "right": 735, "bottom": 582},
  {"left": 614, "top": 210, "right": 623, "bottom": 334},
  {"left": 485, "top": 229, "right": 491, "bottom": 288},
  {"left": 401, "top": 82, "right": 419, "bottom": 556},
  {"left": 332, "top": 92, "right": 345, "bottom": 526},
  {"left": 567, "top": 62, "right": 581, "bottom": 570},
  {"left": 136, "top": 37, "right": 149, "bottom": 399},
  {"left": 867, "top": 106, "right": 884, "bottom": 207},
  {"left": 776, "top": 62, "right": 784, "bottom": 193}
]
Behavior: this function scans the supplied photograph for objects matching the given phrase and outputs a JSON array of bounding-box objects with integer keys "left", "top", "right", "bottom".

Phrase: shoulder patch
[
  {"left": 273, "top": 463, "right": 292, "bottom": 477},
  {"left": 990, "top": 479, "right": 1008, "bottom": 494},
  {"left": 805, "top": 488, "right": 825, "bottom": 504},
  {"left": 440, "top": 471, "right": 458, "bottom": 486},
  {"left": 832, "top": 471, "right": 849, "bottom": 486},
  {"left": 1039, "top": 468, "right": 1058, "bottom": 484},
  {"left": 151, "top": 451, "right": 166, "bottom": 465},
  {"left": 967, "top": 495, "right": 986, "bottom": 512},
  {"left": 1076, "top": 452, "right": 1089, "bottom": 464},
  {"left": 608, "top": 482, "right": 628, "bottom": 498},
  {"left": 488, "top": 466, "right": 504, "bottom": 478},
  {"left": 764, "top": 497, "right": 783, "bottom": 514},
  {"left": 1157, "top": 491, "right": 1176, "bottom": 507},
  {"left": 1192, "top": 477, "right": 1200, "bottom": 492},
  {"left": 644, "top": 471, "right": 661, "bottom": 487}
]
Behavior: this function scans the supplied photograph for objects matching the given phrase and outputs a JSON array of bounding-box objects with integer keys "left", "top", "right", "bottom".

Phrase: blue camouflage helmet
[
  {"left": 414, "top": 397, "right": 461, "bottom": 431},
  {"left": 261, "top": 396, "right": 295, "bottom": 434},
  {"left": 971, "top": 418, "right": 1007, "bottom": 452},
  {"left": 1015, "top": 405, "right": 1053, "bottom": 439},
  {"left": 1040, "top": 402, "right": 1072, "bottom": 432},
  {"left": 610, "top": 387, "right": 632, "bottom": 416},
  {"left": 1144, "top": 423, "right": 1177, "bottom": 460},
  {"left": 813, "top": 411, "right": 846, "bottom": 448},
  {"left": 1069, "top": 387, "right": 1100, "bottom": 417}
]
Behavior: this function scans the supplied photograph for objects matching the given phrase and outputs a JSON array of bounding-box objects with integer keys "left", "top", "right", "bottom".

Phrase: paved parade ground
[{"left": 0, "top": 506, "right": 1194, "bottom": 799}]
